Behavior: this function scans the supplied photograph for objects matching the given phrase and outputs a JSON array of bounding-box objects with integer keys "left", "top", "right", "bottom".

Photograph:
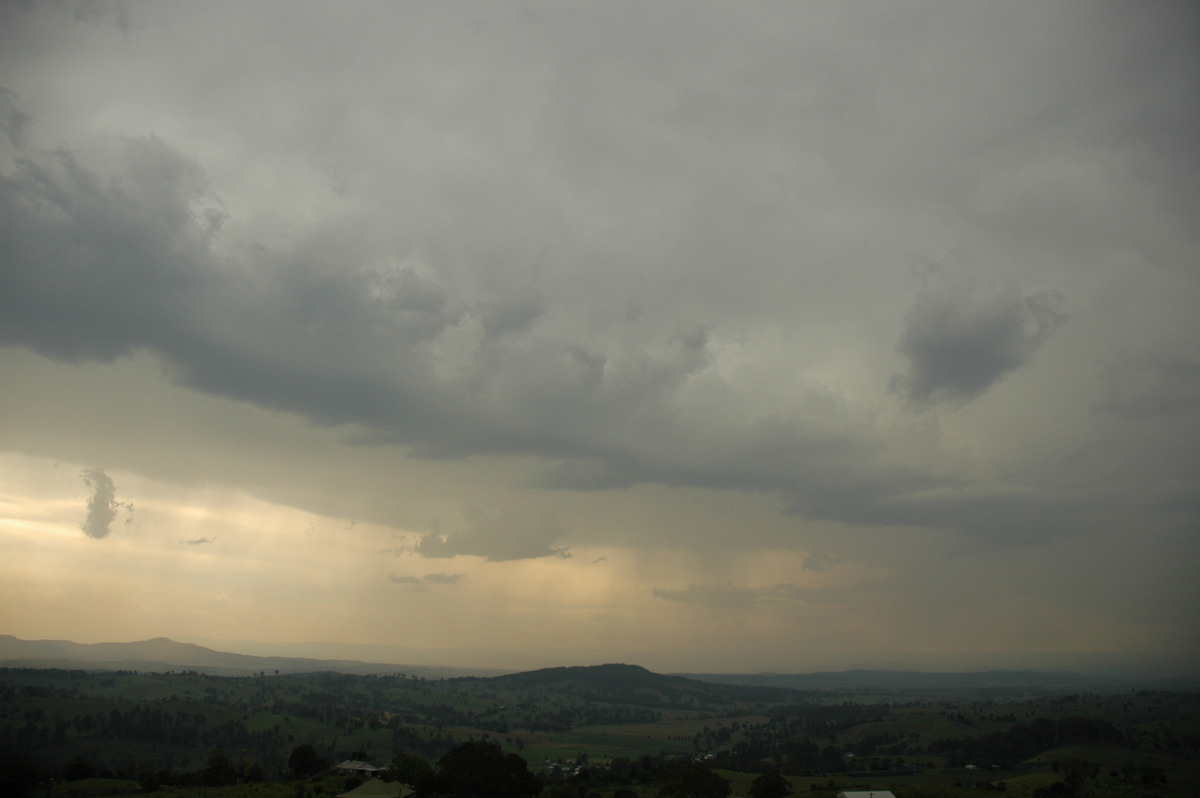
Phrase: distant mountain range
[
  {"left": 685, "top": 668, "right": 1094, "bottom": 691},
  {"left": 0, "top": 634, "right": 497, "bottom": 678},
  {"left": 3, "top": 635, "right": 1191, "bottom": 690}
]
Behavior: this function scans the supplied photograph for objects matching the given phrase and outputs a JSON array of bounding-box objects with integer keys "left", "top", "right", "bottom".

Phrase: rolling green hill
[{"left": 2, "top": 663, "right": 1198, "bottom": 798}]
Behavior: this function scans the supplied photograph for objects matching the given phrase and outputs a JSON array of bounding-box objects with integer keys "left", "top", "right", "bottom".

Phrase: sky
[{"left": 1, "top": 0, "right": 1198, "bottom": 676}]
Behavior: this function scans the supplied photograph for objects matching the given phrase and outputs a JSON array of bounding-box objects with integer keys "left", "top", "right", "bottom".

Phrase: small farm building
[{"left": 335, "top": 760, "right": 386, "bottom": 778}]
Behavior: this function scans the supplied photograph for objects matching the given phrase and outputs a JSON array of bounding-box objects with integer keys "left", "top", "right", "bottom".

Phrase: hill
[
  {"left": 2, "top": 654, "right": 1197, "bottom": 798},
  {"left": 685, "top": 668, "right": 1096, "bottom": 692},
  {"left": 478, "top": 662, "right": 791, "bottom": 707},
  {"left": 489, "top": 663, "right": 691, "bottom": 691},
  {"left": 0, "top": 634, "right": 496, "bottom": 678},
  {"left": 5, "top": 635, "right": 1167, "bottom": 692}
]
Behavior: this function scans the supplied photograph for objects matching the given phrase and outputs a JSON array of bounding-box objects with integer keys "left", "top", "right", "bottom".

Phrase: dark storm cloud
[
  {"left": 1, "top": 0, "right": 1197, "bottom": 562},
  {"left": 80, "top": 467, "right": 124, "bottom": 539},
  {"left": 0, "top": 131, "right": 706, "bottom": 462},
  {"left": 0, "top": 138, "right": 213, "bottom": 364},
  {"left": 0, "top": 129, "right": 926, "bottom": 534},
  {"left": 891, "top": 270, "right": 1065, "bottom": 408},
  {"left": 0, "top": 134, "right": 459, "bottom": 429},
  {"left": 2, "top": 131, "right": 1085, "bottom": 547}
]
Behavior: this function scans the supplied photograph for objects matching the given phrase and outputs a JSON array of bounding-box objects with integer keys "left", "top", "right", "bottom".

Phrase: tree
[
  {"left": 542, "top": 786, "right": 599, "bottom": 798},
  {"left": 205, "top": 748, "right": 236, "bottom": 786},
  {"left": 748, "top": 771, "right": 792, "bottom": 798},
  {"left": 435, "top": 740, "right": 541, "bottom": 798},
  {"left": 240, "top": 750, "right": 263, "bottom": 783},
  {"left": 137, "top": 769, "right": 161, "bottom": 793},
  {"left": 0, "top": 756, "right": 39, "bottom": 798},
  {"left": 389, "top": 753, "right": 435, "bottom": 792},
  {"left": 288, "top": 744, "right": 322, "bottom": 778},
  {"left": 656, "top": 761, "right": 730, "bottom": 798},
  {"left": 62, "top": 757, "right": 97, "bottom": 782}
]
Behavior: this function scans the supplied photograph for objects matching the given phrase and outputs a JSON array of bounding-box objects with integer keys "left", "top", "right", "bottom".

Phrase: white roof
[{"left": 336, "top": 760, "right": 384, "bottom": 771}]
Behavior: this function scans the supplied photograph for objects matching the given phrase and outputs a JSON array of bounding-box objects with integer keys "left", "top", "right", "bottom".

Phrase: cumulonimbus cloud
[
  {"left": 0, "top": 120, "right": 1069, "bottom": 550},
  {"left": 0, "top": 80, "right": 1174, "bottom": 553}
]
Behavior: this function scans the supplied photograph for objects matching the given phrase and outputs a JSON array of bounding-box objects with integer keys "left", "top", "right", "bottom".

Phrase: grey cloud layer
[
  {"left": 1097, "top": 352, "right": 1200, "bottom": 418},
  {"left": 2, "top": 0, "right": 1198, "bottom": 557},
  {"left": 0, "top": 131, "right": 940, "bottom": 541},
  {"left": 653, "top": 582, "right": 845, "bottom": 612},
  {"left": 416, "top": 508, "right": 570, "bottom": 562},
  {"left": 0, "top": 87, "right": 29, "bottom": 148}
]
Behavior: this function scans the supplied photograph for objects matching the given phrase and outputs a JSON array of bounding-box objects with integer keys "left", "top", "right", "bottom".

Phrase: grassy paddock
[{"left": 53, "top": 778, "right": 140, "bottom": 797}]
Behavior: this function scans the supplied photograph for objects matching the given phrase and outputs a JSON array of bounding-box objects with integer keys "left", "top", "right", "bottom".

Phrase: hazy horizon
[
  {"left": 4, "top": 631, "right": 1194, "bottom": 681},
  {"left": 186, "top": 637, "right": 1200, "bottom": 679},
  {"left": 2, "top": 3, "right": 1198, "bottom": 678}
]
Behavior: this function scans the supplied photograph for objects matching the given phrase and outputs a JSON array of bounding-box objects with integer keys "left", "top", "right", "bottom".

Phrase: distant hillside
[
  {"left": 0, "top": 635, "right": 497, "bottom": 678},
  {"left": 2, "top": 635, "right": 1150, "bottom": 692},
  {"left": 684, "top": 668, "right": 1095, "bottom": 691},
  {"left": 477, "top": 663, "right": 1095, "bottom": 707},
  {"left": 477, "top": 662, "right": 789, "bottom": 707},
  {"left": 489, "top": 663, "right": 686, "bottom": 691}
]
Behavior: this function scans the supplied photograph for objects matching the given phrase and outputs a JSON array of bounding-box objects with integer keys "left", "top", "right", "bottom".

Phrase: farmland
[{"left": 1, "top": 664, "right": 1197, "bottom": 797}]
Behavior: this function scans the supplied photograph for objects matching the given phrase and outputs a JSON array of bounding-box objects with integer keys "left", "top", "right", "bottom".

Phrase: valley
[{"left": 1, "top": 655, "right": 1197, "bottom": 798}]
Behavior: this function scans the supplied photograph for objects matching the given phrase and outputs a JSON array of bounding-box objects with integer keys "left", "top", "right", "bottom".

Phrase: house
[
  {"left": 335, "top": 760, "right": 387, "bottom": 778},
  {"left": 837, "top": 792, "right": 898, "bottom": 798}
]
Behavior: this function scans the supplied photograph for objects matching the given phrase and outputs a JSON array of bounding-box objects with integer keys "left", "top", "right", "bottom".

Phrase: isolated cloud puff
[{"left": 80, "top": 467, "right": 125, "bottom": 539}]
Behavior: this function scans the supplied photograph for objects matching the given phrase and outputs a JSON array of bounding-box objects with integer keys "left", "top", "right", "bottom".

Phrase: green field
[{"left": 3, "top": 666, "right": 1197, "bottom": 798}]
